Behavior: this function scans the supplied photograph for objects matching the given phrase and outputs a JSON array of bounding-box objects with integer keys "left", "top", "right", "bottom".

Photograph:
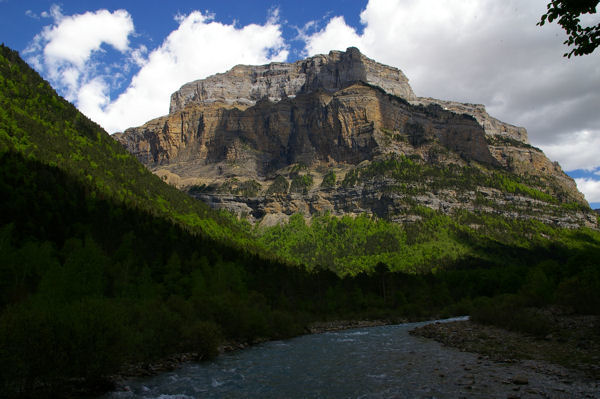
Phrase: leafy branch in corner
[{"left": 538, "top": 0, "right": 600, "bottom": 57}]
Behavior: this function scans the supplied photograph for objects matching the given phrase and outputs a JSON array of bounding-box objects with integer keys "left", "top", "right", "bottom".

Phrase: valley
[{"left": 0, "top": 42, "right": 599, "bottom": 398}]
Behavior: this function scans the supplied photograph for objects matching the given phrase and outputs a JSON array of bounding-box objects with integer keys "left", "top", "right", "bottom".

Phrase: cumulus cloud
[
  {"left": 575, "top": 178, "right": 600, "bottom": 203},
  {"left": 42, "top": 10, "right": 132, "bottom": 68},
  {"left": 25, "top": 6, "right": 288, "bottom": 133},
  {"left": 301, "top": 0, "right": 600, "bottom": 173},
  {"left": 24, "top": 5, "right": 135, "bottom": 101},
  {"left": 299, "top": 16, "right": 361, "bottom": 54}
]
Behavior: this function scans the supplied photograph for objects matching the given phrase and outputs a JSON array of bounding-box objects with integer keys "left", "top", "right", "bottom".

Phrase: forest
[{"left": 1, "top": 43, "right": 600, "bottom": 397}]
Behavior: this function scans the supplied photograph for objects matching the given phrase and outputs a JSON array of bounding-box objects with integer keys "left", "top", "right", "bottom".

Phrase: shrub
[
  {"left": 321, "top": 171, "right": 336, "bottom": 187},
  {"left": 470, "top": 294, "right": 552, "bottom": 337},
  {"left": 556, "top": 264, "right": 600, "bottom": 314},
  {"left": 290, "top": 174, "right": 313, "bottom": 194},
  {"left": 182, "top": 321, "right": 222, "bottom": 360},
  {"left": 519, "top": 267, "right": 555, "bottom": 306},
  {"left": 341, "top": 169, "right": 359, "bottom": 187},
  {"left": 266, "top": 175, "right": 289, "bottom": 194},
  {"left": 237, "top": 179, "right": 261, "bottom": 197},
  {"left": 0, "top": 298, "right": 127, "bottom": 397},
  {"left": 217, "top": 179, "right": 261, "bottom": 197}
]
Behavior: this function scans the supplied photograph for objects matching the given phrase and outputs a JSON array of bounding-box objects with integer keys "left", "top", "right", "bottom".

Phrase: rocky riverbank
[
  {"left": 410, "top": 316, "right": 600, "bottom": 397},
  {"left": 411, "top": 315, "right": 600, "bottom": 378},
  {"left": 306, "top": 318, "right": 398, "bottom": 334}
]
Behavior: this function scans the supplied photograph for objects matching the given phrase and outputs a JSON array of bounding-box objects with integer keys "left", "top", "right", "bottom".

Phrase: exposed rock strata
[
  {"left": 115, "top": 47, "right": 594, "bottom": 228},
  {"left": 169, "top": 47, "right": 415, "bottom": 113},
  {"left": 195, "top": 182, "right": 597, "bottom": 229},
  {"left": 413, "top": 98, "right": 528, "bottom": 142},
  {"left": 120, "top": 83, "right": 498, "bottom": 174}
]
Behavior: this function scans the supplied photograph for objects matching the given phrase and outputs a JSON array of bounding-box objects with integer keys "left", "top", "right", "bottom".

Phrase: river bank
[
  {"left": 410, "top": 315, "right": 600, "bottom": 397},
  {"left": 410, "top": 314, "right": 600, "bottom": 379}
]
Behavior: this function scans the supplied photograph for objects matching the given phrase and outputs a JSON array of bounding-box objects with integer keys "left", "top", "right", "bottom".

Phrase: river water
[{"left": 102, "top": 317, "right": 599, "bottom": 399}]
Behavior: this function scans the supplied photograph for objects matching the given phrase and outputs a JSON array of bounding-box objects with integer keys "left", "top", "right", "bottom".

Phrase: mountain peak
[
  {"left": 117, "top": 48, "right": 594, "bottom": 228},
  {"left": 169, "top": 47, "right": 416, "bottom": 113}
]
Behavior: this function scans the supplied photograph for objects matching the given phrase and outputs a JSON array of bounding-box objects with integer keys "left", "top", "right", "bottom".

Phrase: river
[{"left": 102, "top": 317, "right": 599, "bottom": 399}]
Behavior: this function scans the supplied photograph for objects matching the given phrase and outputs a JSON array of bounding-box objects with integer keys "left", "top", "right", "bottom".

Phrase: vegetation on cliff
[{"left": 254, "top": 155, "right": 594, "bottom": 276}]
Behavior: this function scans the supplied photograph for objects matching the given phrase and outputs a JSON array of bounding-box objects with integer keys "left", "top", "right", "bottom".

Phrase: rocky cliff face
[
  {"left": 413, "top": 98, "right": 528, "bottom": 142},
  {"left": 116, "top": 47, "right": 595, "bottom": 229},
  {"left": 119, "top": 83, "right": 496, "bottom": 172},
  {"left": 169, "top": 47, "right": 415, "bottom": 112}
]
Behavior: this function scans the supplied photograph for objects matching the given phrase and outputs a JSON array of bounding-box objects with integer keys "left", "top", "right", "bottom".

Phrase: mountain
[{"left": 116, "top": 48, "right": 596, "bottom": 230}]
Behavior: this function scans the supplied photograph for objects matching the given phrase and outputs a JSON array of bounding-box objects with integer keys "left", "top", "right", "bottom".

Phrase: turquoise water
[{"left": 101, "top": 317, "right": 598, "bottom": 399}]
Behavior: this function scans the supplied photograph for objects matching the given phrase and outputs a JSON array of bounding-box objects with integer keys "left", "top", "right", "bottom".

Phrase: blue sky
[
  {"left": 1, "top": 1, "right": 366, "bottom": 59},
  {"left": 1, "top": 0, "right": 599, "bottom": 208}
]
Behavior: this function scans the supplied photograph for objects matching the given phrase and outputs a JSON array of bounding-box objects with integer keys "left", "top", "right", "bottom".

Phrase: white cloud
[
  {"left": 300, "top": 16, "right": 361, "bottom": 55},
  {"left": 77, "top": 78, "right": 110, "bottom": 118},
  {"left": 301, "top": 0, "right": 600, "bottom": 173},
  {"left": 25, "top": 5, "right": 60, "bottom": 20},
  {"left": 575, "top": 178, "right": 600, "bottom": 203},
  {"left": 25, "top": 6, "right": 134, "bottom": 101},
  {"left": 25, "top": 10, "right": 40, "bottom": 19},
  {"left": 541, "top": 130, "right": 600, "bottom": 171},
  {"left": 42, "top": 9, "right": 132, "bottom": 68},
  {"left": 130, "top": 45, "right": 148, "bottom": 67}
]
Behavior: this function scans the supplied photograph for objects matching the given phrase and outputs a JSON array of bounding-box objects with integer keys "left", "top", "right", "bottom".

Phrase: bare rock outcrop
[
  {"left": 169, "top": 47, "right": 416, "bottom": 113},
  {"left": 413, "top": 98, "right": 528, "bottom": 143},
  {"left": 121, "top": 82, "right": 497, "bottom": 174}
]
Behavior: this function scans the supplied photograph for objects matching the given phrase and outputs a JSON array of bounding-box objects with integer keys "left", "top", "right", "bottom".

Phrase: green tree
[
  {"left": 290, "top": 174, "right": 313, "bottom": 194},
  {"left": 266, "top": 175, "right": 289, "bottom": 194},
  {"left": 539, "top": 0, "right": 600, "bottom": 57},
  {"left": 321, "top": 171, "right": 336, "bottom": 187}
]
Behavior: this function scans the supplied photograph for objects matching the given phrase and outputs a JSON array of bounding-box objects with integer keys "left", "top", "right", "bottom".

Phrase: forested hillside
[
  {"left": 0, "top": 44, "right": 253, "bottom": 246},
  {"left": 257, "top": 205, "right": 600, "bottom": 276}
]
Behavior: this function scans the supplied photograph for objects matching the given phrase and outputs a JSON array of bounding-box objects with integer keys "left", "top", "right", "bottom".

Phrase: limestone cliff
[
  {"left": 116, "top": 47, "right": 594, "bottom": 228},
  {"left": 120, "top": 83, "right": 496, "bottom": 172},
  {"left": 169, "top": 47, "right": 415, "bottom": 112}
]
